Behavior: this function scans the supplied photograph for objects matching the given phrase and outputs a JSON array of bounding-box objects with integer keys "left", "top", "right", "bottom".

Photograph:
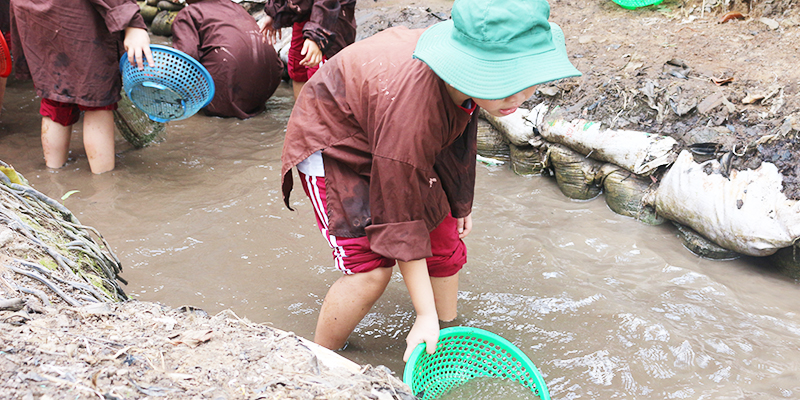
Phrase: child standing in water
[
  {"left": 260, "top": 0, "right": 356, "bottom": 99},
  {"left": 9, "top": 0, "right": 152, "bottom": 174},
  {"left": 280, "top": 0, "right": 581, "bottom": 360}
]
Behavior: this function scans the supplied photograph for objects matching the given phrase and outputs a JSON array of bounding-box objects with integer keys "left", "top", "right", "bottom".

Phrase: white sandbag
[
  {"left": 274, "top": 29, "right": 292, "bottom": 65},
  {"left": 644, "top": 150, "right": 800, "bottom": 256},
  {"left": 539, "top": 118, "right": 678, "bottom": 176},
  {"left": 480, "top": 103, "right": 548, "bottom": 147}
]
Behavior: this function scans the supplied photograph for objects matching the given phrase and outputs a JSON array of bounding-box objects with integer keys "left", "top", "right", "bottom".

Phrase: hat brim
[{"left": 413, "top": 21, "right": 582, "bottom": 100}]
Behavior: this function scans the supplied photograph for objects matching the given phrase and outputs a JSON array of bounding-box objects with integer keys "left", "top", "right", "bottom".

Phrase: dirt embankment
[
  {"left": 539, "top": 0, "right": 800, "bottom": 199},
  {"left": 0, "top": 300, "right": 413, "bottom": 399}
]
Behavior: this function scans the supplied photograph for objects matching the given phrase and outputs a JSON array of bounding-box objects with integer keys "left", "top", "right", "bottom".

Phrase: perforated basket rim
[
  {"left": 119, "top": 44, "right": 215, "bottom": 120},
  {"left": 0, "top": 32, "right": 12, "bottom": 78},
  {"left": 402, "top": 326, "right": 550, "bottom": 400}
]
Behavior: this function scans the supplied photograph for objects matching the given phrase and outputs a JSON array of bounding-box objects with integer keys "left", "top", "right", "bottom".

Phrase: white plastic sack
[
  {"left": 480, "top": 103, "right": 548, "bottom": 147},
  {"left": 275, "top": 29, "right": 292, "bottom": 65},
  {"left": 539, "top": 118, "right": 678, "bottom": 176},
  {"left": 645, "top": 150, "right": 800, "bottom": 256}
]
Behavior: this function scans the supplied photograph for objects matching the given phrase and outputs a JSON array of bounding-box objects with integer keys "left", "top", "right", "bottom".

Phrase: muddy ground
[
  {"left": 356, "top": 0, "right": 800, "bottom": 199},
  {"left": 0, "top": 299, "right": 414, "bottom": 399},
  {"left": 3, "top": 0, "right": 800, "bottom": 398},
  {"left": 531, "top": 0, "right": 800, "bottom": 199}
]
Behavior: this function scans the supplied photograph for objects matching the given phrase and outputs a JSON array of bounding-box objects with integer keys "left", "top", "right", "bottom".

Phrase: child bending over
[
  {"left": 172, "top": 0, "right": 283, "bottom": 119},
  {"left": 280, "top": 0, "right": 581, "bottom": 360}
]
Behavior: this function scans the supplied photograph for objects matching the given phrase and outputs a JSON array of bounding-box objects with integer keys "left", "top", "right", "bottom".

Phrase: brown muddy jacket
[
  {"left": 9, "top": 0, "right": 146, "bottom": 107},
  {"left": 281, "top": 27, "right": 478, "bottom": 262},
  {"left": 172, "top": 0, "right": 282, "bottom": 119},
  {"left": 263, "top": 0, "right": 355, "bottom": 58}
]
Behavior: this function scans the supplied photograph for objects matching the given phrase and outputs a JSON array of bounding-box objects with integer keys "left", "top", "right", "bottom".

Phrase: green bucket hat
[{"left": 413, "top": 0, "right": 582, "bottom": 100}]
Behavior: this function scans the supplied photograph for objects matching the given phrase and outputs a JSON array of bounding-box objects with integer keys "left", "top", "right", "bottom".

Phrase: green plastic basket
[
  {"left": 611, "top": 0, "right": 663, "bottom": 9},
  {"left": 403, "top": 327, "right": 550, "bottom": 400}
]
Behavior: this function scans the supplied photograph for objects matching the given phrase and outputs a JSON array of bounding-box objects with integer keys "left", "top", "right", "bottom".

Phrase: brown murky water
[{"left": 2, "top": 76, "right": 800, "bottom": 399}]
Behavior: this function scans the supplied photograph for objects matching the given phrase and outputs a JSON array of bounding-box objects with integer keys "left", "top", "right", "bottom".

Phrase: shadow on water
[{"left": 2, "top": 77, "right": 800, "bottom": 399}]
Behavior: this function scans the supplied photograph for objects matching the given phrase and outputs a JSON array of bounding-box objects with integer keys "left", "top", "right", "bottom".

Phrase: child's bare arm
[
  {"left": 259, "top": 15, "right": 281, "bottom": 45},
  {"left": 398, "top": 259, "right": 440, "bottom": 361},
  {"left": 123, "top": 27, "right": 154, "bottom": 70},
  {"left": 299, "top": 39, "right": 323, "bottom": 67}
]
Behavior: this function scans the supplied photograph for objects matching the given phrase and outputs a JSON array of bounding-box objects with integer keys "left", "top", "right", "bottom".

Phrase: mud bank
[{"left": 0, "top": 164, "right": 412, "bottom": 399}]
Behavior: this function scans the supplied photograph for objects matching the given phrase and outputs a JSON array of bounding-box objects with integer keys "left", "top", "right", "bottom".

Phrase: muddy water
[{"left": 2, "top": 76, "right": 800, "bottom": 399}]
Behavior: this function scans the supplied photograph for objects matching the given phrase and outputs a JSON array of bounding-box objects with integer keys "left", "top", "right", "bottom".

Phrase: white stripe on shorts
[{"left": 302, "top": 174, "right": 351, "bottom": 274}]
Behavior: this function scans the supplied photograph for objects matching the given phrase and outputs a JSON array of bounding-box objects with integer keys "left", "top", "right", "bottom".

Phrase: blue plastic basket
[{"left": 120, "top": 45, "right": 214, "bottom": 123}]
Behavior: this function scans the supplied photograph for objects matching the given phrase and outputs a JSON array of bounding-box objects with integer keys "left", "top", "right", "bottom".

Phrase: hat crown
[
  {"left": 412, "top": 0, "right": 581, "bottom": 99},
  {"left": 451, "top": 0, "right": 553, "bottom": 57}
]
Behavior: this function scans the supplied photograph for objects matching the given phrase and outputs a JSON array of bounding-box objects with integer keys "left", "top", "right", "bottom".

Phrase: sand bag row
[{"left": 476, "top": 104, "right": 800, "bottom": 267}]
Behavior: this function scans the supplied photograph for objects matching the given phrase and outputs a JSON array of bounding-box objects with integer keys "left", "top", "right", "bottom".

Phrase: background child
[
  {"left": 260, "top": 0, "right": 356, "bottom": 99},
  {"left": 281, "top": 0, "right": 581, "bottom": 359},
  {"left": 9, "top": 0, "right": 152, "bottom": 174},
  {"left": 172, "top": 0, "right": 283, "bottom": 119}
]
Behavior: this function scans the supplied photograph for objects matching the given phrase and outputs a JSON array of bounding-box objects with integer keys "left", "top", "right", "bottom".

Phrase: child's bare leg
[
  {"left": 430, "top": 271, "right": 460, "bottom": 322},
  {"left": 292, "top": 80, "right": 305, "bottom": 99},
  {"left": 41, "top": 116, "right": 73, "bottom": 169},
  {"left": 82, "top": 109, "right": 116, "bottom": 174},
  {"left": 314, "top": 267, "right": 393, "bottom": 350}
]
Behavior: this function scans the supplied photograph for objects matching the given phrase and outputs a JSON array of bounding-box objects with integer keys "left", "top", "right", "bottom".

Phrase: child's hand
[
  {"left": 457, "top": 213, "right": 472, "bottom": 239},
  {"left": 260, "top": 16, "right": 281, "bottom": 45},
  {"left": 299, "top": 39, "right": 323, "bottom": 68},
  {"left": 404, "top": 314, "right": 439, "bottom": 362},
  {"left": 123, "top": 27, "right": 154, "bottom": 70}
]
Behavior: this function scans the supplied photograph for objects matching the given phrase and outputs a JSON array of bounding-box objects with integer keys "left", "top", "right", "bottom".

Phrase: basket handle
[{"left": 142, "top": 81, "right": 169, "bottom": 91}]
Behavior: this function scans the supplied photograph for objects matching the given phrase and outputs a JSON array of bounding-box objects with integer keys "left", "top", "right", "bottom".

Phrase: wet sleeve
[
  {"left": 365, "top": 157, "right": 434, "bottom": 262},
  {"left": 265, "top": 0, "right": 306, "bottom": 29},
  {"left": 366, "top": 117, "right": 476, "bottom": 261},
  {"left": 363, "top": 97, "right": 450, "bottom": 262},
  {"left": 302, "top": 0, "right": 341, "bottom": 52},
  {"left": 171, "top": 11, "right": 201, "bottom": 61},
  {"left": 88, "top": 0, "right": 146, "bottom": 33},
  {"left": 434, "top": 112, "right": 478, "bottom": 219}
]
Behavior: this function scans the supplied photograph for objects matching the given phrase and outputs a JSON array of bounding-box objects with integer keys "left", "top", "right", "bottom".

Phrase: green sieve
[
  {"left": 611, "top": 0, "right": 663, "bottom": 9},
  {"left": 403, "top": 327, "right": 550, "bottom": 400}
]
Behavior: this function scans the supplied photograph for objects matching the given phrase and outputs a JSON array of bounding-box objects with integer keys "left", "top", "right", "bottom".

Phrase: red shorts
[
  {"left": 287, "top": 21, "right": 326, "bottom": 83},
  {"left": 299, "top": 172, "right": 466, "bottom": 277},
  {"left": 39, "top": 98, "right": 118, "bottom": 127}
]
